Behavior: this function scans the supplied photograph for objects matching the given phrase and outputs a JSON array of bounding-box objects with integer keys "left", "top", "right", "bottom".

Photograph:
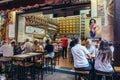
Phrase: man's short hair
[{"left": 74, "top": 38, "right": 81, "bottom": 44}]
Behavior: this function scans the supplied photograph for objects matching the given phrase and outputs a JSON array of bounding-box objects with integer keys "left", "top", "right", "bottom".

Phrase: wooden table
[
  {"left": 11, "top": 52, "right": 43, "bottom": 80},
  {"left": 12, "top": 52, "right": 43, "bottom": 59}
]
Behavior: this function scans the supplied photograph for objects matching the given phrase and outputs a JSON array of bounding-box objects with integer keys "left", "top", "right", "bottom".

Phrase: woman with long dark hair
[{"left": 94, "top": 40, "right": 114, "bottom": 80}]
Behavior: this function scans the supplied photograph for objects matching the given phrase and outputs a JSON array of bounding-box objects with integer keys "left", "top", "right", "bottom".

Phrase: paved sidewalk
[{"left": 44, "top": 72, "right": 75, "bottom": 80}]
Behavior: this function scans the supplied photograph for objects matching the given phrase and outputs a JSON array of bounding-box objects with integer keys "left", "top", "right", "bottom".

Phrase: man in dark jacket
[{"left": 11, "top": 41, "right": 22, "bottom": 55}]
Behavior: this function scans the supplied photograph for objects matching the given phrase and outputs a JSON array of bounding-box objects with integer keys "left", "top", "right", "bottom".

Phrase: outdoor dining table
[{"left": 11, "top": 52, "right": 43, "bottom": 80}]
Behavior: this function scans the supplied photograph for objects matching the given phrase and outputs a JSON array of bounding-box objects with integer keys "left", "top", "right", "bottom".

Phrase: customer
[
  {"left": 11, "top": 40, "right": 22, "bottom": 55},
  {"left": 69, "top": 37, "right": 75, "bottom": 48},
  {"left": 69, "top": 37, "right": 75, "bottom": 63},
  {"left": 86, "top": 39, "right": 96, "bottom": 57},
  {"left": 0, "top": 41, "right": 14, "bottom": 57},
  {"left": 94, "top": 40, "right": 114, "bottom": 80},
  {"left": 44, "top": 39, "right": 54, "bottom": 58},
  {"left": 71, "top": 38, "right": 91, "bottom": 71},
  {"left": 32, "top": 40, "right": 40, "bottom": 53},
  {"left": 0, "top": 41, "right": 14, "bottom": 71},
  {"left": 86, "top": 39, "right": 96, "bottom": 80},
  {"left": 61, "top": 35, "right": 68, "bottom": 59},
  {"left": 21, "top": 38, "right": 33, "bottom": 54}
]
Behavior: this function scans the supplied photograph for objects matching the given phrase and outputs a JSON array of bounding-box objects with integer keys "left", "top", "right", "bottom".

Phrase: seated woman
[
  {"left": 32, "top": 40, "right": 40, "bottom": 53},
  {"left": 94, "top": 40, "right": 114, "bottom": 80},
  {"left": 44, "top": 39, "right": 54, "bottom": 58}
]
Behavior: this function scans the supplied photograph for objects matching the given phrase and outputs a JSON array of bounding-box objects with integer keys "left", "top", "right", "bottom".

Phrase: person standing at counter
[{"left": 61, "top": 35, "right": 68, "bottom": 59}]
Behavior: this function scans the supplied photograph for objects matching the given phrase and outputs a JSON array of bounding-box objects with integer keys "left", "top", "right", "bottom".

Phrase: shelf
[
  {"left": 59, "top": 16, "right": 80, "bottom": 34},
  {"left": 80, "top": 14, "right": 86, "bottom": 38}
]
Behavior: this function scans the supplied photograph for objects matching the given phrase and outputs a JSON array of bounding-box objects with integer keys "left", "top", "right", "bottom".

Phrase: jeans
[
  {"left": 62, "top": 47, "right": 67, "bottom": 59},
  {"left": 75, "top": 64, "right": 92, "bottom": 71},
  {"left": 90, "top": 31, "right": 96, "bottom": 38}
]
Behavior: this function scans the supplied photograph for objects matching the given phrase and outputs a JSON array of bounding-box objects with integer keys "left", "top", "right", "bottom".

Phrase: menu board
[{"left": 25, "top": 26, "right": 45, "bottom": 35}]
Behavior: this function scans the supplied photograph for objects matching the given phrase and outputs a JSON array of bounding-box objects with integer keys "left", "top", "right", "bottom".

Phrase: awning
[
  {"left": 0, "top": 0, "right": 66, "bottom": 13},
  {"left": 0, "top": 0, "right": 45, "bottom": 13}
]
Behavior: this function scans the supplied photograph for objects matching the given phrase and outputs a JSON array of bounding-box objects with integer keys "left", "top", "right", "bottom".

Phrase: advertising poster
[{"left": 85, "top": 17, "right": 102, "bottom": 38}]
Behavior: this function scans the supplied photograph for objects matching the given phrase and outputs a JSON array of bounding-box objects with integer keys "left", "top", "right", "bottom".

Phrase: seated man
[{"left": 71, "top": 38, "right": 91, "bottom": 71}]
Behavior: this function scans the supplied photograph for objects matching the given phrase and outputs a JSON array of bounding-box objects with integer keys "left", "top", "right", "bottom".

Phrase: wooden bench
[{"left": 75, "top": 70, "right": 90, "bottom": 74}]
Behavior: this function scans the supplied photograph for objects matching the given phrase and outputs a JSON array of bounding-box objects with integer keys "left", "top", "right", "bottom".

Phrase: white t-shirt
[
  {"left": 22, "top": 42, "right": 33, "bottom": 53},
  {"left": 95, "top": 51, "right": 114, "bottom": 72},
  {"left": 71, "top": 44, "right": 90, "bottom": 68},
  {"left": 87, "top": 46, "right": 96, "bottom": 55},
  {"left": 110, "top": 46, "right": 114, "bottom": 54},
  {"left": 0, "top": 44, "right": 14, "bottom": 57}
]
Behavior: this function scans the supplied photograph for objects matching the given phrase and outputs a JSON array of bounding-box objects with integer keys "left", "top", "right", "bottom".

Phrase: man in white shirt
[
  {"left": 22, "top": 38, "right": 33, "bottom": 54},
  {"left": 0, "top": 41, "right": 13, "bottom": 71},
  {"left": 71, "top": 38, "right": 91, "bottom": 70},
  {"left": 0, "top": 42, "right": 13, "bottom": 57}
]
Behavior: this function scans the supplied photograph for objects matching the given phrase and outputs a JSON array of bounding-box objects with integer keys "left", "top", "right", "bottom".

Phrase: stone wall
[{"left": 97, "top": 0, "right": 114, "bottom": 41}]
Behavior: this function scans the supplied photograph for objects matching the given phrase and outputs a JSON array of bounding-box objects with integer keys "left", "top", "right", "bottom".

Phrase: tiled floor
[{"left": 56, "top": 56, "right": 74, "bottom": 69}]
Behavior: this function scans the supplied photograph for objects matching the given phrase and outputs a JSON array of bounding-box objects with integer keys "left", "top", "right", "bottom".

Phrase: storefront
[{"left": 1, "top": 0, "right": 119, "bottom": 68}]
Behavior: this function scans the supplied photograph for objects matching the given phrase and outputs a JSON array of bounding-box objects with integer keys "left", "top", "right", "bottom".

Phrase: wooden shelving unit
[
  {"left": 59, "top": 16, "right": 80, "bottom": 35},
  {"left": 80, "top": 14, "right": 86, "bottom": 39}
]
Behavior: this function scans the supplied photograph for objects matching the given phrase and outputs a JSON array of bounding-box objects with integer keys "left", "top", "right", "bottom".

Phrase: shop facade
[
  {"left": 0, "top": 0, "right": 114, "bottom": 42},
  {"left": 0, "top": 0, "right": 120, "bottom": 66}
]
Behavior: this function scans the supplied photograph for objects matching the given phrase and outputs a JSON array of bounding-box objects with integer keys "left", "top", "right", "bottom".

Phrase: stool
[
  {"left": 95, "top": 71, "right": 114, "bottom": 80},
  {"left": 34, "top": 60, "right": 44, "bottom": 80},
  {"left": 54, "top": 52, "right": 60, "bottom": 65},
  {"left": 114, "top": 66, "right": 120, "bottom": 73},
  {"left": 16, "top": 62, "right": 34, "bottom": 80},
  {"left": 45, "top": 57, "right": 55, "bottom": 74},
  {"left": 114, "top": 66, "right": 120, "bottom": 79},
  {"left": 75, "top": 70, "right": 91, "bottom": 80}
]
